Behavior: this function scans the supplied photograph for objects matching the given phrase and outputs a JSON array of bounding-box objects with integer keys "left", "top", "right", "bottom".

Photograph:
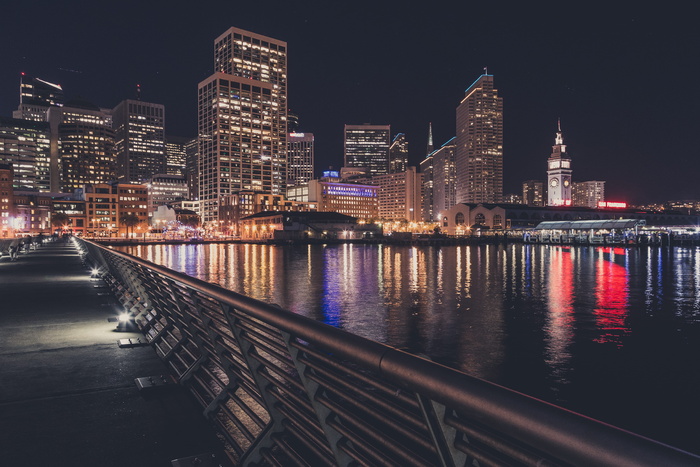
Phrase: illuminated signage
[
  {"left": 598, "top": 201, "right": 627, "bottom": 209},
  {"left": 322, "top": 170, "right": 339, "bottom": 178},
  {"left": 289, "top": 132, "right": 306, "bottom": 137}
]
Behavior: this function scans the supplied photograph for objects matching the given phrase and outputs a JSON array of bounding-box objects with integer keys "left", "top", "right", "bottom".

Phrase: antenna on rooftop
[{"left": 136, "top": 84, "right": 141, "bottom": 101}]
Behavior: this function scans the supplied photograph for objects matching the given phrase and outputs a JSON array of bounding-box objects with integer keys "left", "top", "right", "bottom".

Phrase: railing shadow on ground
[{"left": 74, "top": 237, "right": 700, "bottom": 467}]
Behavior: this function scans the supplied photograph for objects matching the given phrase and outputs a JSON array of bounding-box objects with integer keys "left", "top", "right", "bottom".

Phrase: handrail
[{"left": 74, "top": 237, "right": 700, "bottom": 467}]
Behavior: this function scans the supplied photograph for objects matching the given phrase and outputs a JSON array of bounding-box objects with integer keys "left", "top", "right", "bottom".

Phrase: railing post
[
  {"left": 220, "top": 303, "right": 285, "bottom": 466},
  {"left": 281, "top": 331, "right": 354, "bottom": 466},
  {"left": 416, "top": 396, "right": 466, "bottom": 467}
]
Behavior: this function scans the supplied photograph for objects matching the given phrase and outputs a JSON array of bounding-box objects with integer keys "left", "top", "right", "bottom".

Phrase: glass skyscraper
[{"left": 343, "top": 124, "right": 391, "bottom": 176}]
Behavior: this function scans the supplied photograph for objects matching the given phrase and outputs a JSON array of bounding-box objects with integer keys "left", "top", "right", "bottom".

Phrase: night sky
[{"left": 2, "top": 1, "right": 698, "bottom": 204}]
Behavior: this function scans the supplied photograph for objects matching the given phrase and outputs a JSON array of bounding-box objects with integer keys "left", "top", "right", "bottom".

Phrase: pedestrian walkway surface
[{"left": 0, "top": 239, "right": 224, "bottom": 467}]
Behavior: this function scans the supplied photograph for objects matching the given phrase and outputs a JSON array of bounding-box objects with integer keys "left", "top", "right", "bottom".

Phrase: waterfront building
[
  {"left": 13, "top": 74, "right": 64, "bottom": 122},
  {"left": 50, "top": 197, "right": 87, "bottom": 236},
  {"left": 0, "top": 117, "right": 51, "bottom": 191},
  {"left": 373, "top": 166, "right": 422, "bottom": 222},
  {"left": 572, "top": 181, "right": 605, "bottom": 208},
  {"left": 287, "top": 132, "right": 314, "bottom": 187},
  {"left": 455, "top": 73, "right": 503, "bottom": 204},
  {"left": 431, "top": 138, "right": 457, "bottom": 224},
  {"left": 147, "top": 173, "right": 188, "bottom": 214},
  {"left": 219, "top": 191, "right": 313, "bottom": 235},
  {"left": 547, "top": 120, "right": 572, "bottom": 206},
  {"left": 0, "top": 164, "right": 15, "bottom": 236},
  {"left": 116, "top": 183, "right": 149, "bottom": 237},
  {"left": 198, "top": 27, "right": 288, "bottom": 224},
  {"left": 389, "top": 133, "right": 408, "bottom": 174},
  {"left": 165, "top": 135, "right": 190, "bottom": 176},
  {"left": 288, "top": 178, "right": 378, "bottom": 220},
  {"left": 239, "top": 210, "right": 381, "bottom": 241},
  {"left": 440, "top": 202, "right": 699, "bottom": 235},
  {"left": 12, "top": 191, "right": 52, "bottom": 235},
  {"left": 344, "top": 124, "right": 391, "bottom": 176},
  {"left": 523, "top": 180, "right": 545, "bottom": 207},
  {"left": 48, "top": 99, "right": 115, "bottom": 193},
  {"left": 82, "top": 183, "right": 118, "bottom": 236},
  {"left": 112, "top": 99, "right": 166, "bottom": 184},
  {"left": 420, "top": 152, "right": 434, "bottom": 222}
]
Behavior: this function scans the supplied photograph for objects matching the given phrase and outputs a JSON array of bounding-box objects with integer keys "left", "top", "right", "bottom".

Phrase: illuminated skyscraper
[
  {"left": 344, "top": 124, "right": 391, "bottom": 176},
  {"left": 546, "top": 120, "right": 572, "bottom": 206},
  {"left": 13, "top": 74, "right": 64, "bottom": 122},
  {"left": 426, "top": 122, "right": 434, "bottom": 156},
  {"left": 420, "top": 152, "right": 434, "bottom": 221},
  {"left": 48, "top": 99, "right": 115, "bottom": 193},
  {"left": 164, "top": 135, "right": 189, "bottom": 176},
  {"left": 432, "top": 138, "right": 457, "bottom": 221},
  {"left": 287, "top": 132, "right": 314, "bottom": 187},
  {"left": 389, "top": 133, "right": 408, "bottom": 174},
  {"left": 198, "top": 27, "right": 288, "bottom": 223},
  {"left": 455, "top": 73, "right": 503, "bottom": 203},
  {"left": 0, "top": 117, "right": 51, "bottom": 191},
  {"left": 522, "top": 180, "right": 545, "bottom": 207},
  {"left": 112, "top": 99, "right": 165, "bottom": 184},
  {"left": 572, "top": 181, "right": 605, "bottom": 208}
]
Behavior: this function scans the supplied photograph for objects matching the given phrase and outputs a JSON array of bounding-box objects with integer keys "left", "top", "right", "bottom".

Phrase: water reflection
[{"left": 119, "top": 242, "right": 700, "bottom": 452}]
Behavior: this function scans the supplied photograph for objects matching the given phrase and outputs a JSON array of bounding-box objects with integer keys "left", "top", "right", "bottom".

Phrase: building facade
[
  {"left": 198, "top": 27, "right": 288, "bottom": 224},
  {"left": 373, "top": 167, "right": 422, "bottom": 222},
  {"left": 112, "top": 99, "right": 166, "bottom": 184},
  {"left": 219, "top": 191, "right": 313, "bottom": 235},
  {"left": 147, "top": 173, "right": 188, "bottom": 214},
  {"left": 48, "top": 99, "right": 115, "bottom": 193},
  {"left": 116, "top": 183, "right": 149, "bottom": 236},
  {"left": 389, "top": 133, "right": 408, "bottom": 174},
  {"left": 547, "top": 121, "right": 572, "bottom": 206},
  {"left": 165, "top": 135, "right": 190, "bottom": 177},
  {"left": 431, "top": 138, "right": 457, "bottom": 223},
  {"left": 343, "top": 124, "right": 391, "bottom": 176},
  {"left": 13, "top": 74, "right": 64, "bottom": 122},
  {"left": 523, "top": 180, "right": 545, "bottom": 207},
  {"left": 287, "top": 132, "right": 314, "bottom": 187},
  {"left": 455, "top": 74, "right": 503, "bottom": 203},
  {"left": 12, "top": 191, "right": 52, "bottom": 235},
  {"left": 0, "top": 164, "right": 15, "bottom": 236},
  {"left": 420, "top": 152, "right": 434, "bottom": 221},
  {"left": 572, "top": 181, "right": 605, "bottom": 208},
  {"left": 0, "top": 117, "right": 51, "bottom": 191}
]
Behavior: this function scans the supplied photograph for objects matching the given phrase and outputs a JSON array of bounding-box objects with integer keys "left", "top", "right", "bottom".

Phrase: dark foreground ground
[{"left": 0, "top": 239, "right": 225, "bottom": 467}]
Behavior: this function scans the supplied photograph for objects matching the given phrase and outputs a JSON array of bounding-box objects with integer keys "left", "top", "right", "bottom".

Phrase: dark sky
[{"left": 2, "top": 1, "right": 698, "bottom": 204}]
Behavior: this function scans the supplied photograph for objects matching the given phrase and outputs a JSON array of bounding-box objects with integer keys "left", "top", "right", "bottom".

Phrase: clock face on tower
[
  {"left": 550, "top": 178, "right": 559, "bottom": 188},
  {"left": 563, "top": 179, "right": 570, "bottom": 187}
]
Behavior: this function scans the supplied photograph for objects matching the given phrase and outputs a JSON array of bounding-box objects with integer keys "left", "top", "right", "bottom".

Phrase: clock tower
[{"left": 547, "top": 120, "right": 572, "bottom": 206}]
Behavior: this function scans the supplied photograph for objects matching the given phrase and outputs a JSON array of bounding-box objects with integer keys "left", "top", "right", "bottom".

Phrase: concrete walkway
[{"left": 0, "top": 238, "right": 224, "bottom": 466}]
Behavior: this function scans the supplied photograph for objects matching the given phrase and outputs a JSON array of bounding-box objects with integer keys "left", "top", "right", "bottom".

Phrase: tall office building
[
  {"left": 287, "top": 132, "right": 314, "bottom": 187},
  {"left": 432, "top": 138, "right": 457, "bottom": 221},
  {"left": 373, "top": 166, "right": 422, "bottom": 221},
  {"left": 48, "top": 98, "right": 115, "bottom": 193},
  {"left": 546, "top": 120, "right": 572, "bottom": 206},
  {"left": 165, "top": 135, "right": 190, "bottom": 176},
  {"left": 522, "top": 180, "right": 545, "bottom": 207},
  {"left": 0, "top": 117, "right": 51, "bottom": 191},
  {"left": 389, "top": 133, "right": 409, "bottom": 174},
  {"left": 198, "top": 27, "right": 288, "bottom": 223},
  {"left": 112, "top": 99, "right": 166, "bottom": 184},
  {"left": 420, "top": 152, "right": 434, "bottom": 222},
  {"left": 184, "top": 137, "right": 198, "bottom": 200},
  {"left": 13, "top": 73, "right": 64, "bottom": 122},
  {"left": 343, "top": 124, "right": 391, "bottom": 176},
  {"left": 455, "top": 73, "right": 503, "bottom": 203}
]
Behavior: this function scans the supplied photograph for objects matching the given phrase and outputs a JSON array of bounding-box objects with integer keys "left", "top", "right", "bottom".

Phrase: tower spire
[{"left": 426, "top": 122, "right": 434, "bottom": 156}]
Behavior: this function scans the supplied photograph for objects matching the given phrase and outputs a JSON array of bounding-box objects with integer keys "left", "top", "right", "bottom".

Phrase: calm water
[{"left": 120, "top": 242, "right": 700, "bottom": 454}]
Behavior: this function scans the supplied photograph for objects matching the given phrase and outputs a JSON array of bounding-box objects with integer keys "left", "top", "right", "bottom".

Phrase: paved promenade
[{"left": 0, "top": 238, "right": 224, "bottom": 466}]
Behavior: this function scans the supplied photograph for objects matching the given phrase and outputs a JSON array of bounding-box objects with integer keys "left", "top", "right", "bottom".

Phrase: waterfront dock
[{"left": 0, "top": 238, "right": 223, "bottom": 466}]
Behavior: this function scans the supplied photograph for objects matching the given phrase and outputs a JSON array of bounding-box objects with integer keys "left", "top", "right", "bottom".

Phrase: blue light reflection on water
[{"left": 119, "top": 242, "right": 700, "bottom": 454}]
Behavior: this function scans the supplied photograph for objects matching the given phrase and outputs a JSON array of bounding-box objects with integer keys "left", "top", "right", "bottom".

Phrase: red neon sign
[{"left": 598, "top": 201, "right": 627, "bottom": 209}]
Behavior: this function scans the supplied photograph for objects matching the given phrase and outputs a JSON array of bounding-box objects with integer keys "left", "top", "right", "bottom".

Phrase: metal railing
[{"left": 74, "top": 238, "right": 700, "bottom": 467}]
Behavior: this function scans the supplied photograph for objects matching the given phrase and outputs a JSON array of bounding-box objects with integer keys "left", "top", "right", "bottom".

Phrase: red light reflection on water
[
  {"left": 594, "top": 247, "right": 629, "bottom": 345},
  {"left": 545, "top": 247, "right": 575, "bottom": 368}
]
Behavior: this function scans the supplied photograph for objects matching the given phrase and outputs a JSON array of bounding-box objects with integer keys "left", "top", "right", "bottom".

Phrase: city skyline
[{"left": 1, "top": 2, "right": 698, "bottom": 204}]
